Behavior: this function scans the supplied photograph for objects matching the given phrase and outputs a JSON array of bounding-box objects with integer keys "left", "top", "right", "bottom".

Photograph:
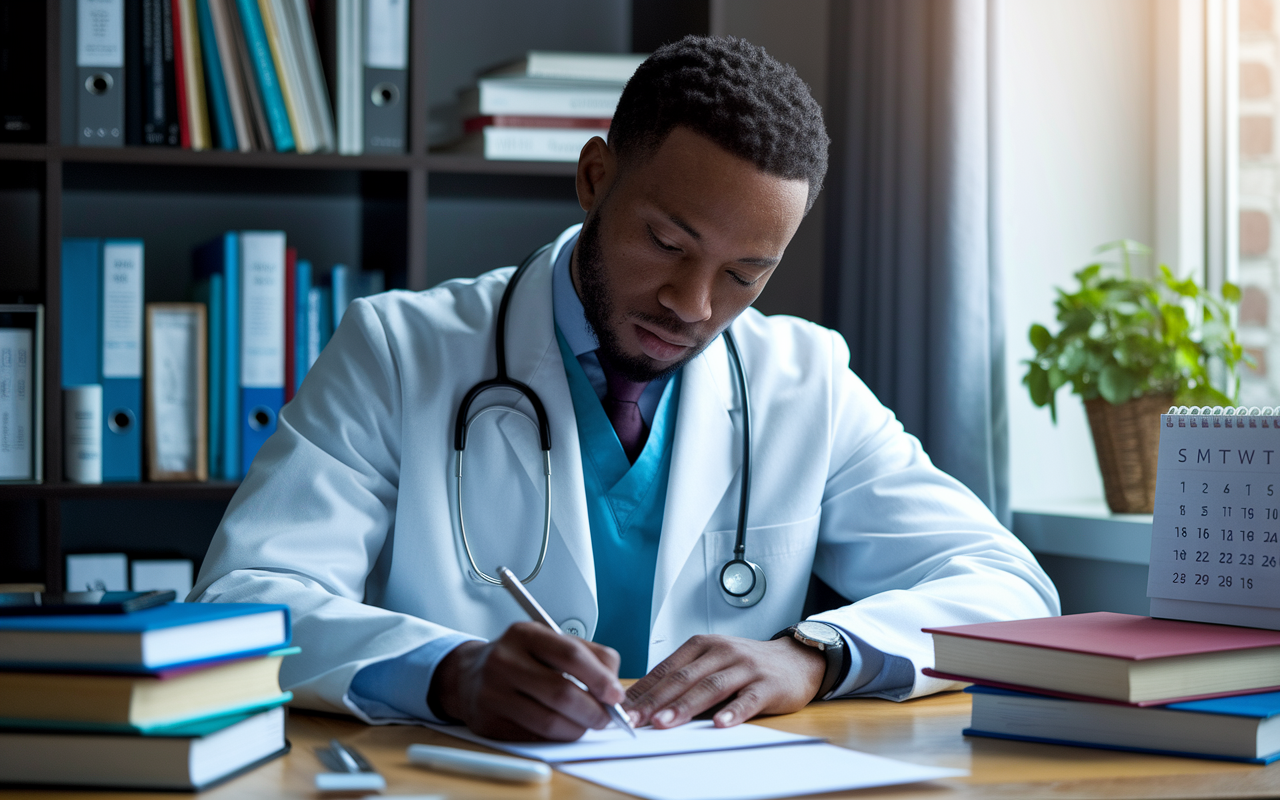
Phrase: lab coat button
[{"left": 559, "top": 618, "right": 587, "bottom": 638}]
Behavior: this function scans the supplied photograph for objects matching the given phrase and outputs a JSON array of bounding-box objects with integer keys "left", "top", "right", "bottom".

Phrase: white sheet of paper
[
  {"left": 426, "top": 720, "right": 821, "bottom": 764},
  {"left": 558, "top": 742, "right": 967, "bottom": 800}
]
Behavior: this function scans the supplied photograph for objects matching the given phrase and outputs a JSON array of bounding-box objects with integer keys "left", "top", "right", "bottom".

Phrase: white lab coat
[{"left": 191, "top": 226, "right": 1059, "bottom": 721}]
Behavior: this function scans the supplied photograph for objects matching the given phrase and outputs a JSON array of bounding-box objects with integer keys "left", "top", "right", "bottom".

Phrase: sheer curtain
[{"left": 823, "top": 0, "right": 1009, "bottom": 524}]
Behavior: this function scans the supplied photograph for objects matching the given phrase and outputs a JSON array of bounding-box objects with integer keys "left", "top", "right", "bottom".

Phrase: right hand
[{"left": 429, "top": 621, "right": 625, "bottom": 741}]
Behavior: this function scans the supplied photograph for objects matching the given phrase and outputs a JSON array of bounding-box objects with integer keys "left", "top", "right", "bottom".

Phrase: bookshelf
[{"left": 1, "top": 0, "right": 706, "bottom": 592}]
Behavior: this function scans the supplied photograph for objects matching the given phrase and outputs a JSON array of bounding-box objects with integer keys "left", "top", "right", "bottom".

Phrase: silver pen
[{"left": 497, "top": 566, "right": 637, "bottom": 738}]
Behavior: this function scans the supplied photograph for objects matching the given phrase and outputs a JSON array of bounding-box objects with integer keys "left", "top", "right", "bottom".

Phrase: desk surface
[{"left": 10, "top": 692, "right": 1279, "bottom": 800}]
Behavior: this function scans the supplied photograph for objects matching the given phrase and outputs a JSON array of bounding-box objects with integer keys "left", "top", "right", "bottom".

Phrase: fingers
[
  {"left": 626, "top": 635, "right": 744, "bottom": 728},
  {"left": 470, "top": 688, "right": 589, "bottom": 742},
  {"left": 510, "top": 623, "right": 625, "bottom": 706}
]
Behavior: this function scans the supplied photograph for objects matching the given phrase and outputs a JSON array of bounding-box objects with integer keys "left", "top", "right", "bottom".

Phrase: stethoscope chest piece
[{"left": 719, "top": 558, "right": 766, "bottom": 608}]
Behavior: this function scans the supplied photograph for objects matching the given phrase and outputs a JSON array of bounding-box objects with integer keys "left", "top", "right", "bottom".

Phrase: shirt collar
[{"left": 552, "top": 229, "right": 602, "bottom": 357}]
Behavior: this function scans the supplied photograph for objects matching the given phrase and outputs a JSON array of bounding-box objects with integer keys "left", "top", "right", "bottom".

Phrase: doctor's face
[{"left": 571, "top": 126, "right": 809, "bottom": 383}]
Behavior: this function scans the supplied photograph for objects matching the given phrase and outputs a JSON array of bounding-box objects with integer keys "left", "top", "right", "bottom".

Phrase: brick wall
[{"left": 1239, "top": 0, "right": 1279, "bottom": 403}]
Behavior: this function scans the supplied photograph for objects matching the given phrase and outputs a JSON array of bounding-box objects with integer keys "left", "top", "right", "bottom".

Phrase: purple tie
[{"left": 598, "top": 353, "right": 650, "bottom": 464}]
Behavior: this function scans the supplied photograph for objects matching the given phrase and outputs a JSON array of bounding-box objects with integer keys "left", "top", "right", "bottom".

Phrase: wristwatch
[{"left": 772, "top": 621, "right": 849, "bottom": 701}]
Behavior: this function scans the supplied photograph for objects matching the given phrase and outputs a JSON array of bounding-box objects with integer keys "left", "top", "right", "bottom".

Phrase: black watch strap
[{"left": 772, "top": 623, "right": 850, "bottom": 701}]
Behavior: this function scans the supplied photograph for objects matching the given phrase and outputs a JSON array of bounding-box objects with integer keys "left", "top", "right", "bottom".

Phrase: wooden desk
[{"left": 10, "top": 692, "right": 1280, "bottom": 799}]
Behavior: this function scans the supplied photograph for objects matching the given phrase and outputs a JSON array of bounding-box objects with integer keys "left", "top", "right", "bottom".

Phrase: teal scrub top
[{"left": 556, "top": 328, "right": 680, "bottom": 678}]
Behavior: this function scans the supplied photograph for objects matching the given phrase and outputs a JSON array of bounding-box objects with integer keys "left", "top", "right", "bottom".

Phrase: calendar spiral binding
[{"left": 1163, "top": 406, "right": 1280, "bottom": 429}]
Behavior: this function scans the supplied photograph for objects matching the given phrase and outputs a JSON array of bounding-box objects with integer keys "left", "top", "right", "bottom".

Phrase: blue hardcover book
[
  {"left": 195, "top": 0, "right": 236, "bottom": 151},
  {"left": 194, "top": 234, "right": 240, "bottom": 479},
  {"left": 294, "top": 259, "right": 311, "bottom": 394},
  {"left": 0, "top": 603, "right": 291, "bottom": 672},
  {"left": 238, "top": 232, "right": 286, "bottom": 475},
  {"left": 232, "top": 0, "right": 295, "bottom": 152},
  {"left": 100, "top": 240, "right": 145, "bottom": 482},
  {"left": 61, "top": 239, "right": 102, "bottom": 388},
  {"left": 965, "top": 685, "right": 1280, "bottom": 764}
]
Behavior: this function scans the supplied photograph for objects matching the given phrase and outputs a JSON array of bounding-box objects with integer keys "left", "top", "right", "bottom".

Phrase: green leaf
[
  {"left": 1098, "top": 364, "right": 1137, "bottom": 405},
  {"left": 1029, "top": 323, "right": 1053, "bottom": 353},
  {"left": 1223, "top": 282, "right": 1242, "bottom": 304},
  {"left": 1048, "top": 366, "right": 1067, "bottom": 391},
  {"left": 1026, "top": 364, "right": 1052, "bottom": 407}
]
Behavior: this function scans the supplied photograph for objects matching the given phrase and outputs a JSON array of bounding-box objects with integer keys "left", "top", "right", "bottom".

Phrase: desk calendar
[{"left": 1148, "top": 407, "right": 1280, "bottom": 630}]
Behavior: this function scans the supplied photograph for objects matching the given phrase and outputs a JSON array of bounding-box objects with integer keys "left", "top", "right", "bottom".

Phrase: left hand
[{"left": 622, "top": 634, "right": 826, "bottom": 729}]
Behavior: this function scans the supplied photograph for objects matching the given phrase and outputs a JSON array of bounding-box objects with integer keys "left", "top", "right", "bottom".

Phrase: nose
[{"left": 657, "top": 267, "right": 713, "bottom": 324}]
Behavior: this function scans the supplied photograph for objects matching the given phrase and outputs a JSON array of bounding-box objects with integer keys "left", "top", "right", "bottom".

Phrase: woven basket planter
[{"left": 1083, "top": 394, "right": 1173, "bottom": 514}]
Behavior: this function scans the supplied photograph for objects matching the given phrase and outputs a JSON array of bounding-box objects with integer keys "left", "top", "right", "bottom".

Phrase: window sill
[{"left": 1012, "top": 501, "right": 1153, "bottom": 566}]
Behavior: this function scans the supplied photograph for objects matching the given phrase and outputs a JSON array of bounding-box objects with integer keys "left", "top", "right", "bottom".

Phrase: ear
[{"left": 575, "top": 136, "right": 614, "bottom": 213}]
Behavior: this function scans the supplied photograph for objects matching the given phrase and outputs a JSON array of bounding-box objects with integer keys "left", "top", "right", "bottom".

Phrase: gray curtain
[{"left": 823, "top": 0, "right": 1009, "bottom": 525}]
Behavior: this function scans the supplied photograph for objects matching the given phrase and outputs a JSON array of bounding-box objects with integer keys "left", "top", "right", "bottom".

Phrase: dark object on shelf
[
  {"left": 0, "top": 0, "right": 45, "bottom": 143},
  {"left": 0, "top": 589, "right": 176, "bottom": 616}
]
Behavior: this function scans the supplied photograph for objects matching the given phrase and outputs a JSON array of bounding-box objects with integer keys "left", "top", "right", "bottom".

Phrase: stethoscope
[{"left": 453, "top": 244, "right": 766, "bottom": 608}]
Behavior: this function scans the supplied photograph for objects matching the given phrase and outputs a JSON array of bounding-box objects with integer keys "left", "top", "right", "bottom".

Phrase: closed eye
[
  {"left": 647, "top": 226, "right": 681, "bottom": 252},
  {"left": 727, "top": 271, "right": 756, "bottom": 287}
]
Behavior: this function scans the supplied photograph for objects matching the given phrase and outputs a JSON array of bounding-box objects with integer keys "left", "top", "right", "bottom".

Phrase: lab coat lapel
[
  {"left": 651, "top": 333, "right": 739, "bottom": 626},
  {"left": 493, "top": 234, "right": 597, "bottom": 601}
]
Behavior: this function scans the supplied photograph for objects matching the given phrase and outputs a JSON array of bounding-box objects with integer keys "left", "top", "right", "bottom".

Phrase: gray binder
[
  {"left": 77, "top": 0, "right": 125, "bottom": 147},
  {"left": 361, "top": 0, "right": 406, "bottom": 153}
]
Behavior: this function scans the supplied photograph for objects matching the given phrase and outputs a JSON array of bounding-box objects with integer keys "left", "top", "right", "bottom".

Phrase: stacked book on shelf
[
  {"left": 60, "top": 235, "right": 382, "bottom": 484},
  {"left": 72, "top": 0, "right": 407, "bottom": 154},
  {"left": 925, "top": 612, "right": 1280, "bottom": 763},
  {"left": 436, "top": 51, "right": 646, "bottom": 161},
  {"left": 0, "top": 601, "right": 295, "bottom": 790}
]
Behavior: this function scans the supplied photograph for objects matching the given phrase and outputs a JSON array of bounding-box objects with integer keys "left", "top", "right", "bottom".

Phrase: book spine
[
  {"left": 476, "top": 81, "right": 623, "bottom": 118},
  {"left": 159, "top": 0, "right": 180, "bottom": 145},
  {"left": 0, "top": 1, "right": 43, "bottom": 142},
  {"left": 195, "top": 0, "right": 236, "bottom": 150},
  {"left": 125, "top": 0, "right": 144, "bottom": 145},
  {"left": 290, "top": 0, "right": 335, "bottom": 152},
  {"left": 169, "top": 0, "right": 190, "bottom": 148},
  {"left": 234, "top": 0, "right": 295, "bottom": 151},
  {"left": 481, "top": 127, "right": 600, "bottom": 162},
  {"left": 257, "top": 0, "right": 312, "bottom": 153},
  {"left": 283, "top": 246, "right": 296, "bottom": 403},
  {"left": 179, "top": 0, "right": 211, "bottom": 150}
]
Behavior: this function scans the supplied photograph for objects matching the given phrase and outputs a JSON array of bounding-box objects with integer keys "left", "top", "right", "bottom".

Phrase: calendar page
[{"left": 1148, "top": 408, "right": 1280, "bottom": 617}]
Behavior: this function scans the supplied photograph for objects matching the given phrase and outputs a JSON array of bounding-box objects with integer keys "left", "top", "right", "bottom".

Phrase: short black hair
[{"left": 609, "top": 35, "right": 828, "bottom": 213}]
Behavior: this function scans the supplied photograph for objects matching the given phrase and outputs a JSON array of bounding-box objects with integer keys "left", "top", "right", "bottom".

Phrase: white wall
[{"left": 998, "top": 0, "right": 1158, "bottom": 509}]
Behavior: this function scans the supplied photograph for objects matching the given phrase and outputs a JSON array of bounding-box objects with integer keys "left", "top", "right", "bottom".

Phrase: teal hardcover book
[
  {"left": 965, "top": 685, "right": 1280, "bottom": 764},
  {"left": 0, "top": 603, "right": 290, "bottom": 672}
]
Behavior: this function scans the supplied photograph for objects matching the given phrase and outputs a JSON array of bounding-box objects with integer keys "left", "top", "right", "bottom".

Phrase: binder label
[
  {"left": 365, "top": 0, "right": 407, "bottom": 69},
  {"left": 0, "top": 329, "right": 33, "bottom": 480},
  {"left": 240, "top": 233, "right": 285, "bottom": 388},
  {"left": 102, "top": 242, "right": 143, "bottom": 379},
  {"left": 77, "top": 0, "right": 124, "bottom": 68}
]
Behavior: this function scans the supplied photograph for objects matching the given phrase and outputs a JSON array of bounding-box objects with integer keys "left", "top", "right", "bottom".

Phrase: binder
[
  {"left": 238, "top": 231, "right": 285, "bottom": 475},
  {"left": 100, "top": 240, "right": 145, "bottom": 481},
  {"left": 362, "top": 0, "right": 407, "bottom": 153},
  {"left": 294, "top": 259, "right": 311, "bottom": 394},
  {"left": 283, "top": 246, "right": 296, "bottom": 403},
  {"left": 193, "top": 233, "right": 240, "bottom": 479},
  {"left": 77, "top": 0, "right": 125, "bottom": 146},
  {"left": 61, "top": 239, "right": 103, "bottom": 389}
]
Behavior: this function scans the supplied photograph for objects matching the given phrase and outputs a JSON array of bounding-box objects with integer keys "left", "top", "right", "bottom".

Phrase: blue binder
[
  {"left": 99, "top": 240, "right": 144, "bottom": 482},
  {"left": 194, "top": 234, "right": 240, "bottom": 480},
  {"left": 61, "top": 239, "right": 102, "bottom": 389},
  {"left": 294, "top": 259, "right": 311, "bottom": 394},
  {"left": 238, "top": 231, "right": 286, "bottom": 475}
]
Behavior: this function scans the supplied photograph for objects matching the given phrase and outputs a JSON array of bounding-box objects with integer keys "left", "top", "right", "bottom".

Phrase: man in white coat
[{"left": 192, "top": 36, "right": 1058, "bottom": 741}]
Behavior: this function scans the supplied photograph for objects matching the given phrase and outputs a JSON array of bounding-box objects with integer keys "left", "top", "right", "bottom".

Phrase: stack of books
[
  {"left": 440, "top": 51, "right": 647, "bottom": 161},
  {"left": 0, "top": 602, "right": 295, "bottom": 790},
  {"left": 72, "top": 0, "right": 408, "bottom": 154},
  {"left": 924, "top": 612, "right": 1280, "bottom": 763}
]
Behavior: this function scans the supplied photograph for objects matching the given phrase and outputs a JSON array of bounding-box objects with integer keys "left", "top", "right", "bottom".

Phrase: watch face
[{"left": 796, "top": 621, "right": 841, "bottom": 648}]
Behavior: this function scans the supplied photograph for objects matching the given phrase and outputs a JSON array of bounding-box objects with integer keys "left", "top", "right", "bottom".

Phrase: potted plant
[{"left": 1022, "top": 240, "right": 1249, "bottom": 513}]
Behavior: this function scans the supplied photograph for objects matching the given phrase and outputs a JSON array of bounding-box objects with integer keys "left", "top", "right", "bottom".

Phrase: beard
[{"left": 574, "top": 206, "right": 712, "bottom": 384}]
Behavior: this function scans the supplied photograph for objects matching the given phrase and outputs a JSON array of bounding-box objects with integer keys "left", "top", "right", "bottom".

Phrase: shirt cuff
[
  {"left": 347, "top": 633, "right": 482, "bottom": 723},
  {"left": 822, "top": 629, "right": 915, "bottom": 700}
]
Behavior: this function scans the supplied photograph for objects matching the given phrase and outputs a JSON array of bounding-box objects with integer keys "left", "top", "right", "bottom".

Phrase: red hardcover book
[
  {"left": 924, "top": 612, "right": 1280, "bottom": 705},
  {"left": 283, "top": 246, "right": 297, "bottom": 402},
  {"left": 463, "top": 115, "right": 612, "bottom": 134},
  {"left": 171, "top": 0, "right": 191, "bottom": 149}
]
